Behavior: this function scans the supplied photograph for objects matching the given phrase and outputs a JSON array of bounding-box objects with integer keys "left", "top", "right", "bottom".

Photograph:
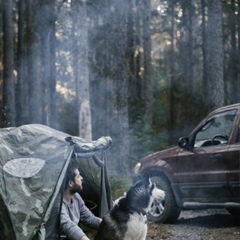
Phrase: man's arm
[
  {"left": 61, "top": 203, "right": 86, "bottom": 240},
  {"left": 77, "top": 195, "right": 102, "bottom": 229}
]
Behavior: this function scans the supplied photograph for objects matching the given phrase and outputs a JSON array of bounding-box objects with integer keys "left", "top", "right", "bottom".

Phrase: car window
[{"left": 194, "top": 109, "right": 237, "bottom": 148}]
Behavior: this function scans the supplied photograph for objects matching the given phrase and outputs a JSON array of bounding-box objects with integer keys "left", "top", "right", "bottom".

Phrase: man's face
[{"left": 70, "top": 169, "right": 83, "bottom": 193}]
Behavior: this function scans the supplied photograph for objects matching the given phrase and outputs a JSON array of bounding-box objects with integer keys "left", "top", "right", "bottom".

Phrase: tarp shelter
[{"left": 0, "top": 124, "right": 112, "bottom": 240}]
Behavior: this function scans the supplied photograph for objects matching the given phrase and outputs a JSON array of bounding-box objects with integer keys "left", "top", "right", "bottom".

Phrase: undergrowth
[{"left": 108, "top": 171, "right": 132, "bottom": 201}]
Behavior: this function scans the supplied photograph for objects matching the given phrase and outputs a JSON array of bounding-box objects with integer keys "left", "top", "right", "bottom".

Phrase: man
[{"left": 60, "top": 162, "right": 102, "bottom": 240}]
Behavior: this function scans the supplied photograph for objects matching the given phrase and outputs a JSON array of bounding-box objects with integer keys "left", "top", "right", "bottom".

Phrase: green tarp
[{"left": 0, "top": 124, "right": 112, "bottom": 240}]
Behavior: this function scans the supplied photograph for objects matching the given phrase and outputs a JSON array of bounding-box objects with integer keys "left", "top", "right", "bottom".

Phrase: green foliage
[
  {"left": 108, "top": 171, "right": 132, "bottom": 201},
  {"left": 129, "top": 117, "right": 170, "bottom": 172},
  {"left": 127, "top": 60, "right": 173, "bottom": 170}
]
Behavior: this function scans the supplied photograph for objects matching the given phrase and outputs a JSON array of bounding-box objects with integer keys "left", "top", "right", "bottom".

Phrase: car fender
[{"left": 140, "top": 159, "right": 177, "bottom": 184}]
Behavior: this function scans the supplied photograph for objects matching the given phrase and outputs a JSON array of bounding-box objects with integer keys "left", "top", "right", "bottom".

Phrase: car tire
[{"left": 148, "top": 175, "right": 181, "bottom": 223}]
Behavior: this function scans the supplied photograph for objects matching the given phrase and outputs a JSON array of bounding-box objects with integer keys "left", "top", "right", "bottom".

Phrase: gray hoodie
[{"left": 61, "top": 193, "right": 102, "bottom": 240}]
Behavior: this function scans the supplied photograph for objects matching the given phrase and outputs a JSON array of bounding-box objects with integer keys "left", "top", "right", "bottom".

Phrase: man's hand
[{"left": 80, "top": 236, "right": 90, "bottom": 240}]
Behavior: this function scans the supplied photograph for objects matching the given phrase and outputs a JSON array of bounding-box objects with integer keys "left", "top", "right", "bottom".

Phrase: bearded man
[{"left": 60, "top": 162, "right": 102, "bottom": 240}]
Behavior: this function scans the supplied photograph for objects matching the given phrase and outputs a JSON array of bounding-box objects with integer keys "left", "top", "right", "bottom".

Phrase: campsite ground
[
  {"left": 86, "top": 208, "right": 240, "bottom": 239},
  {"left": 146, "top": 209, "right": 240, "bottom": 240}
]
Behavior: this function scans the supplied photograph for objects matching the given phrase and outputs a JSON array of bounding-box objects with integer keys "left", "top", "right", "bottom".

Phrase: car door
[
  {"left": 227, "top": 144, "right": 240, "bottom": 198},
  {"left": 176, "top": 109, "right": 237, "bottom": 201},
  {"left": 227, "top": 117, "right": 240, "bottom": 198}
]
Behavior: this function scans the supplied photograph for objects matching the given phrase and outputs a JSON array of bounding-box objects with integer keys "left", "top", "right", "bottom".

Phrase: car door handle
[{"left": 210, "top": 154, "right": 223, "bottom": 161}]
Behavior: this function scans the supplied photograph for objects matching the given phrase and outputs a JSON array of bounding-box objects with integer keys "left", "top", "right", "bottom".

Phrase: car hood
[{"left": 140, "top": 146, "right": 179, "bottom": 166}]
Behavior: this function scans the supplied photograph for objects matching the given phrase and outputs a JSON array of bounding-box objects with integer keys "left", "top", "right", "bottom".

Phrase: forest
[{"left": 0, "top": 0, "right": 240, "bottom": 176}]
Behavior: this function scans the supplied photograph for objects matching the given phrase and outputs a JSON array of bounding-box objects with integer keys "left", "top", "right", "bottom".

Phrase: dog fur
[{"left": 95, "top": 175, "right": 165, "bottom": 240}]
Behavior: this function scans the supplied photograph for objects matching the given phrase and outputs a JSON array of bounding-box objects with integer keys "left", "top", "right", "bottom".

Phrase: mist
[{"left": 0, "top": 0, "right": 239, "bottom": 175}]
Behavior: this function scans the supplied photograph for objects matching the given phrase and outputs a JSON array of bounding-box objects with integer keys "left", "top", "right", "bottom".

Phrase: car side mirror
[{"left": 178, "top": 137, "right": 191, "bottom": 150}]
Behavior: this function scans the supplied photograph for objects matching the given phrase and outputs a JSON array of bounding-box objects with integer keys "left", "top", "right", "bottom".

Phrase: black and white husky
[{"left": 95, "top": 175, "right": 165, "bottom": 240}]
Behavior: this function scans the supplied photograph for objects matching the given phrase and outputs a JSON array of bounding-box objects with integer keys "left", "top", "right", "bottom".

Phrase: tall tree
[
  {"left": 168, "top": 0, "right": 176, "bottom": 145},
  {"left": 135, "top": 0, "right": 143, "bottom": 104},
  {"left": 127, "top": 0, "right": 144, "bottom": 128},
  {"left": 40, "top": 0, "right": 57, "bottom": 127},
  {"left": 127, "top": 0, "right": 135, "bottom": 104},
  {"left": 16, "top": 0, "right": 29, "bottom": 126},
  {"left": 113, "top": 0, "right": 129, "bottom": 175},
  {"left": 179, "top": 0, "right": 194, "bottom": 132},
  {"left": 100, "top": 0, "right": 117, "bottom": 141},
  {"left": 49, "top": 0, "right": 57, "bottom": 128},
  {"left": 41, "top": 0, "right": 52, "bottom": 126},
  {"left": 26, "top": 0, "right": 43, "bottom": 123},
  {"left": 2, "top": 0, "right": 15, "bottom": 127},
  {"left": 229, "top": 0, "right": 238, "bottom": 103},
  {"left": 206, "top": 0, "right": 224, "bottom": 109},
  {"left": 72, "top": 0, "right": 92, "bottom": 140},
  {"left": 201, "top": 0, "right": 207, "bottom": 100},
  {"left": 142, "top": 0, "right": 153, "bottom": 128}
]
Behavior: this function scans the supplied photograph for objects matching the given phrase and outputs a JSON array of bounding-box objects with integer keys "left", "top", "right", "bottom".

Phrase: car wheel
[{"left": 148, "top": 175, "right": 181, "bottom": 223}]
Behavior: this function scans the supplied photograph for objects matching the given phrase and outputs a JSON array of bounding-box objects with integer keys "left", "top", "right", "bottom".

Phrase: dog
[{"left": 94, "top": 175, "right": 165, "bottom": 240}]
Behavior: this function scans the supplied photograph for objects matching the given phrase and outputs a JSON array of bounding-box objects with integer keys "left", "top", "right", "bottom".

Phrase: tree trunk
[
  {"left": 113, "top": 0, "right": 129, "bottom": 175},
  {"left": 102, "top": 0, "right": 116, "bottom": 139},
  {"left": 135, "top": 0, "right": 143, "bottom": 103},
  {"left": 201, "top": 0, "right": 207, "bottom": 100},
  {"left": 26, "top": 0, "right": 43, "bottom": 123},
  {"left": 49, "top": 0, "right": 57, "bottom": 128},
  {"left": 16, "top": 0, "right": 29, "bottom": 126},
  {"left": 230, "top": 0, "right": 238, "bottom": 103},
  {"left": 40, "top": 0, "right": 56, "bottom": 127},
  {"left": 180, "top": 0, "right": 194, "bottom": 133},
  {"left": 41, "top": 0, "right": 52, "bottom": 126},
  {"left": 142, "top": 0, "right": 153, "bottom": 128},
  {"left": 127, "top": 0, "right": 135, "bottom": 104},
  {"left": 169, "top": 0, "right": 176, "bottom": 145},
  {"left": 205, "top": 0, "right": 224, "bottom": 110},
  {"left": 72, "top": 0, "right": 92, "bottom": 140},
  {"left": 2, "top": 0, "right": 15, "bottom": 127},
  {"left": 130, "top": 0, "right": 144, "bottom": 121}
]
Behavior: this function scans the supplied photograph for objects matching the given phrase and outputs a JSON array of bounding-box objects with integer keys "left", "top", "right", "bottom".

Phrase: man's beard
[{"left": 70, "top": 185, "right": 83, "bottom": 195}]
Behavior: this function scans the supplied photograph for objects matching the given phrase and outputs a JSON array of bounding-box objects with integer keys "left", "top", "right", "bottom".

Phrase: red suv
[{"left": 133, "top": 104, "right": 240, "bottom": 223}]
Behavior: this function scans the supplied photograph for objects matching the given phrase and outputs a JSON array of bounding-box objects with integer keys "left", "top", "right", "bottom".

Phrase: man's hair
[{"left": 64, "top": 161, "right": 79, "bottom": 190}]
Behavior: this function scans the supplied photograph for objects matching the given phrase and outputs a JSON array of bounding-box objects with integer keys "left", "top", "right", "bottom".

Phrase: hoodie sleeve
[
  {"left": 60, "top": 200, "right": 86, "bottom": 240},
  {"left": 60, "top": 194, "right": 102, "bottom": 240},
  {"left": 78, "top": 195, "right": 102, "bottom": 229}
]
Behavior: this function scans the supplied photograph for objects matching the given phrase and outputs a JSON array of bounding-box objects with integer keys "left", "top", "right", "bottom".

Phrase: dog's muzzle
[{"left": 153, "top": 187, "right": 165, "bottom": 202}]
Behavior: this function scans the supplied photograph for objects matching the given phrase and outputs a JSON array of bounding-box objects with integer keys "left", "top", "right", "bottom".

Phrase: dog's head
[
  {"left": 126, "top": 174, "right": 165, "bottom": 213},
  {"left": 113, "top": 192, "right": 126, "bottom": 206}
]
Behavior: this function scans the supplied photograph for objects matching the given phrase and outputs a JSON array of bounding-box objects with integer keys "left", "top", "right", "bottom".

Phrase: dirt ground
[{"left": 146, "top": 209, "right": 240, "bottom": 240}]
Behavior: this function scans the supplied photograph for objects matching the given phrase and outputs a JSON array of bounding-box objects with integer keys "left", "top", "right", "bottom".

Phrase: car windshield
[{"left": 194, "top": 109, "right": 237, "bottom": 147}]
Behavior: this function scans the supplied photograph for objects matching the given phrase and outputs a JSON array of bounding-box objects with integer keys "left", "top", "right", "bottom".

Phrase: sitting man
[{"left": 60, "top": 162, "right": 102, "bottom": 240}]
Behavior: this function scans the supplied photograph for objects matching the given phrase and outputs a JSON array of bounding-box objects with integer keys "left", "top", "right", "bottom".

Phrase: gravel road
[{"left": 147, "top": 209, "right": 240, "bottom": 240}]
